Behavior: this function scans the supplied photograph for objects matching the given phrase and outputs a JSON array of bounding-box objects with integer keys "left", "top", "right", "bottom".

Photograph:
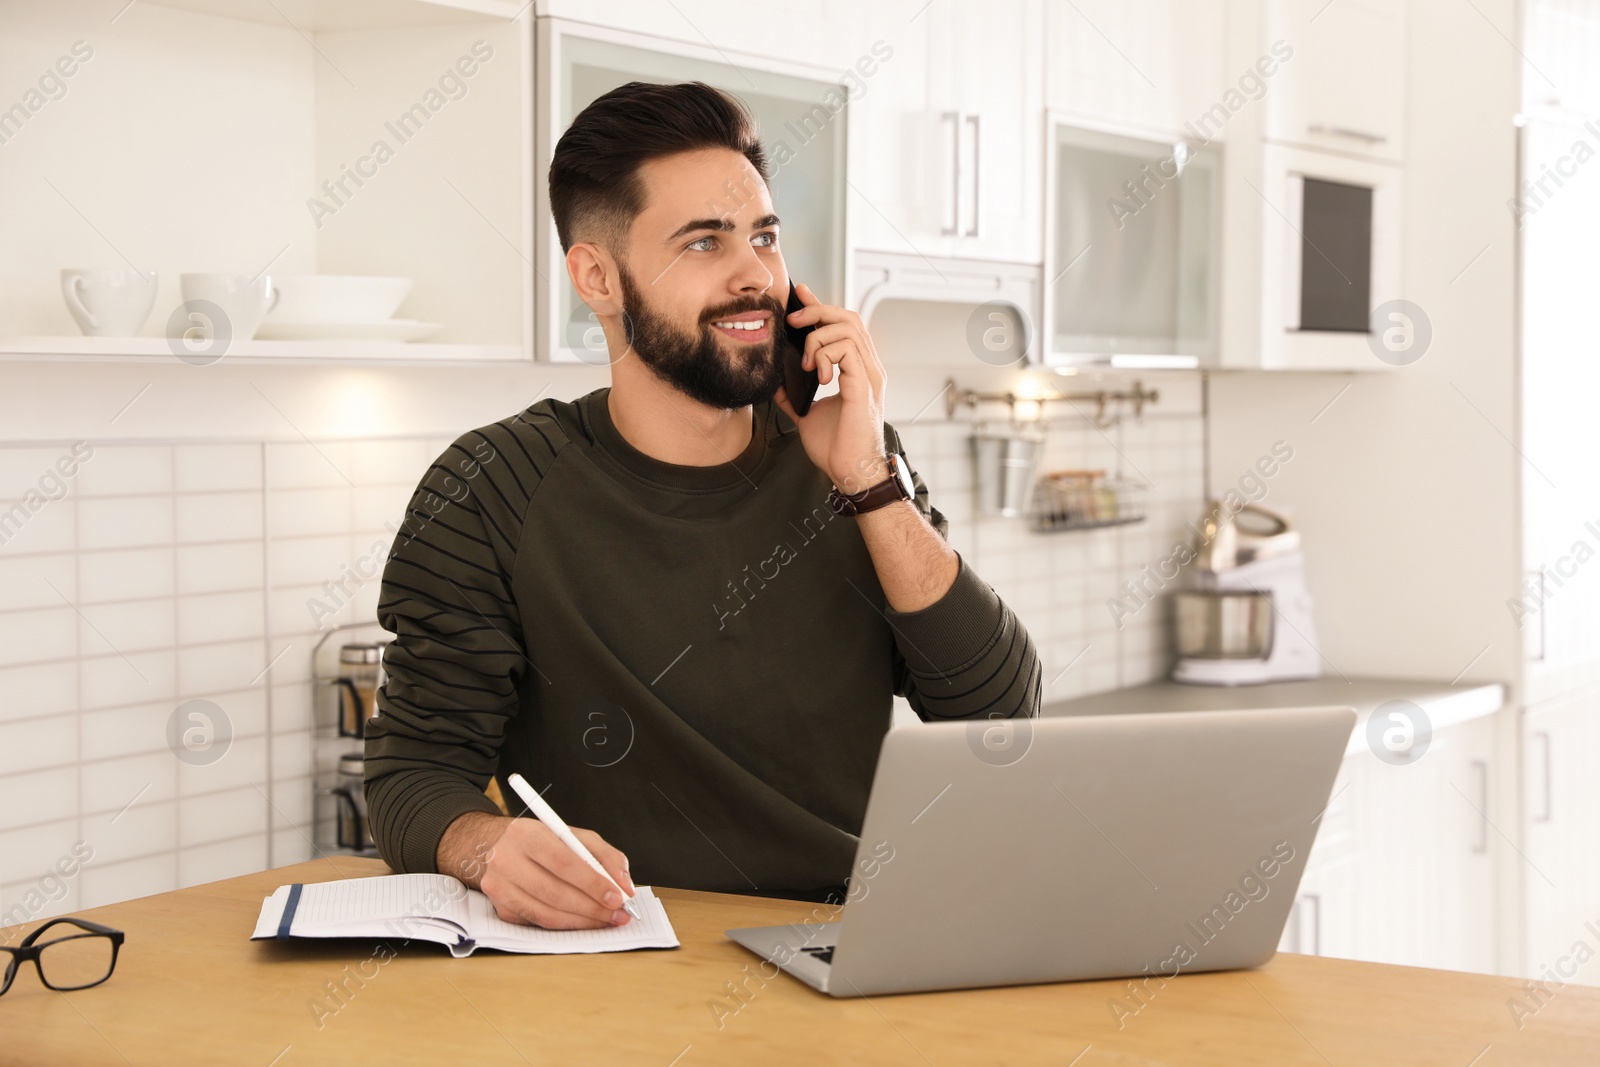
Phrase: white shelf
[
  {"left": 0, "top": 336, "right": 527, "bottom": 367},
  {"left": 143, "top": 0, "right": 524, "bottom": 31}
]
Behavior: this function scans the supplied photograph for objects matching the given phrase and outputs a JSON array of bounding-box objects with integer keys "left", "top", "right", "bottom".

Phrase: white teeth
[{"left": 715, "top": 319, "right": 764, "bottom": 331}]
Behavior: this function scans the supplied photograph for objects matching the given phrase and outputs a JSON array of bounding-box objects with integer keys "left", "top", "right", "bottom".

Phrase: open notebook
[{"left": 250, "top": 873, "right": 679, "bottom": 958}]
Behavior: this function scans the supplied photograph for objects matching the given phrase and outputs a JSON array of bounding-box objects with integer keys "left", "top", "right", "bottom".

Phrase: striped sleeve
[
  {"left": 363, "top": 419, "right": 554, "bottom": 874},
  {"left": 883, "top": 423, "right": 1042, "bottom": 723}
]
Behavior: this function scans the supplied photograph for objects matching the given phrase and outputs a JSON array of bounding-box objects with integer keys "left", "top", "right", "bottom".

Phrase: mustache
[{"left": 698, "top": 292, "right": 785, "bottom": 327}]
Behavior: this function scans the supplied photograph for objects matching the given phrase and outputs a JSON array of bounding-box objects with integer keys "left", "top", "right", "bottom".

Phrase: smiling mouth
[{"left": 709, "top": 314, "right": 772, "bottom": 343}]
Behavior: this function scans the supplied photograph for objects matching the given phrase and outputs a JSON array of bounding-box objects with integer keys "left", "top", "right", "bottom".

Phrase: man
[{"left": 365, "top": 81, "right": 1039, "bottom": 932}]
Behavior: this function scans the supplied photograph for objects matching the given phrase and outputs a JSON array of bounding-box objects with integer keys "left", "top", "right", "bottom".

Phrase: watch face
[{"left": 891, "top": 453, "right": 915, "bottom": 500}]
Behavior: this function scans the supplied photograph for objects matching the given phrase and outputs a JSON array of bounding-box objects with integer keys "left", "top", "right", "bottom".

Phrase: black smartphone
[{"left": 781, "top": 280, "right": 820, "bottom": 416}]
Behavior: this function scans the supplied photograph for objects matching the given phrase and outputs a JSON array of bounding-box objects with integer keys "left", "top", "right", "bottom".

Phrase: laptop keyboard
[{"left": 799, "top": 945, "right": 835, "bottom": 966}]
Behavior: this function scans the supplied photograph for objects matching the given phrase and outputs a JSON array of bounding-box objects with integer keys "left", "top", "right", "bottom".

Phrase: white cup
[
  {"left": 178, "top": 273, "right": 280, "bottom": 342},
  {"left": 61, "top": 269, "right": 159, "bottom": 337}
]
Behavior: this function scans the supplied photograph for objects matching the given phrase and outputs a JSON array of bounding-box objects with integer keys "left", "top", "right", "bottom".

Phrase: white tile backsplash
[
  {"left": 77, "top": 496, "right": 173, "bottom": 550},
  {"left": 0, "top": 608, "right": 76, "bottom": 668},
  {"left": 75, "top": 445, "right": 173, "bottom": 497},
  {"left": 79, "top": 547, "right": 175, "bottom": 604},
  {"left": 0, "top": 396, "right": 1206, "bottom": 922},
  {"left": 175, "top": 443, "right": 262, "bottom": 493},
  {"left": 175, "top": 491, "right": 263, "bottom": 544},
  {"left": 0, "top": 554, "right": 75, "bottom": 611}
]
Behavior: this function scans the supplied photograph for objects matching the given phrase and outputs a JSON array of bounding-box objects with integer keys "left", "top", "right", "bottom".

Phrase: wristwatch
[{"left": 827, "top": 453, "right": 916, "bottom": 516}]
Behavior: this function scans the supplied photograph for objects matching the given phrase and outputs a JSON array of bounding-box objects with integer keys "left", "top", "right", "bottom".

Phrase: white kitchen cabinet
[
  {"left": 1281, "top": 714, "right": 1499, "bottom": 973},
  {"left": 533, "top": 18, "right": 851, "bottom": 362},
  {"left": 849, "top": 0, "right": 1044, "bottom": 264},
  {"left": 1523, "top": 686, "right": 1600, "bottom": 980},
  {"left": 1042, "top": 120, "right": 1221, "bottom": 367},
  {"left": 1262, "top": 0, "right": 1407, "bottom": 163},
  {"left": 1282, "top": 755, "right": 1361, "bottom": 959},
  {"left": 1042, "top": 0, "right": 1227, "bottom": 141},
  {"left": 1250, "top": 144, "right": 1403, "bottom": 371}
]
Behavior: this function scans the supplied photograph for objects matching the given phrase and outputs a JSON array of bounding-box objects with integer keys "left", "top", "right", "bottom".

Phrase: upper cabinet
[
  {"left": 533, "top": 19, "right": 850, "bottom": 363},
  {"left": 1216, "top": 0, "right": 1410, "bottom": 370},
  {"left": 848, "top": 0, "right": 1045, "bottom": 265},
  {"left": 1043, "top": 122, "right": 1220, "bottom": 367},
  {"left": 1043, "top": 0, "right": 1229, "bottom": 141},
  {"left": 1263, "top": 0, "right": 1407, "bottom": 163}
]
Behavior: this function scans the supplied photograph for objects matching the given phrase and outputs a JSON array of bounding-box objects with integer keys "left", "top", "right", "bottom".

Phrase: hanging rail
[{"left": 943, "top": 377, "right": 1159, "bottom": 429}]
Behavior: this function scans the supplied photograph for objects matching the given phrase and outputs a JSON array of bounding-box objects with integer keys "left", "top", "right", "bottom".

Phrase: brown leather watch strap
[{"left": 827, "top": 454, "right": 915, "bottom": 516}]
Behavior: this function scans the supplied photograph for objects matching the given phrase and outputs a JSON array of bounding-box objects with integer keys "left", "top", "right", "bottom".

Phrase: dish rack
[{"left": 1030, "top": 470, "right": 1147, "bottom": 532}]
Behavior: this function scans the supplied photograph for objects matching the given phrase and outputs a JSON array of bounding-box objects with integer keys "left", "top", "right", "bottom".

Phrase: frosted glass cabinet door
[
  {"left": 1043, "top": 121, "right": 1219, "bottom": 364},
  {"left": 536, "top": 23, "right": 848, "bottom": 363}
]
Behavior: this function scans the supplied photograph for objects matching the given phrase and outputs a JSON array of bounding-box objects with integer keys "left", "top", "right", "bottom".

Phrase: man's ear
[{"left": 567, "top": 242, "right": 625, "bottom": 318}]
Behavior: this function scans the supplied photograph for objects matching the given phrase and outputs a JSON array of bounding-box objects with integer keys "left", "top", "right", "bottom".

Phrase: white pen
[{"left": 505, "top": 772, "right": 642, "bottom": 922}]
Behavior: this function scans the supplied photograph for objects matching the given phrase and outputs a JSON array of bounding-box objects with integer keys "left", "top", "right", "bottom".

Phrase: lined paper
[
  {"left": 251, "top": 874, "right": 679, "bottom": 955},
  {"left": 465, "top": 885, "right": 679, "bottom": 953}
]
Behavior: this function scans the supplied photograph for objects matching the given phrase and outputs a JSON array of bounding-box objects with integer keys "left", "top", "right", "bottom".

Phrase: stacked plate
[{"left": 257, "top": 276, "right": 440, "bottom": 341}]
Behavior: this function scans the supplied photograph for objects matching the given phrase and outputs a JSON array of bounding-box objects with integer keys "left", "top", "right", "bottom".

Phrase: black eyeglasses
[{"left": 1, "top": 917, "right": 124, "bottom": 995}]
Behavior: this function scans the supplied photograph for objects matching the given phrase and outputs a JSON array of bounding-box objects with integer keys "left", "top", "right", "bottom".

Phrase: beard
[{"left": 617, "top": 264, "right": 787, "bottom": 410}]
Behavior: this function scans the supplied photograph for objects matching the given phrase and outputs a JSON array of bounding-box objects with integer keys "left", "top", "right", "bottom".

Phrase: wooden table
[{"left": 3, "top": 856, "right": 1595, "bottom": 1065}]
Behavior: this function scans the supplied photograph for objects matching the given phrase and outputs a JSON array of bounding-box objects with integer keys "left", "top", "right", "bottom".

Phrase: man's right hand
[{"left": 437, "top": 810, "right": 637, "bottom": 929}]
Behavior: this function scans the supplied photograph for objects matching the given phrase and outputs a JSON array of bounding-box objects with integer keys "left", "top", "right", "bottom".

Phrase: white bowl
[{"left": 265, "top": 275, "right": 412, "bottom": 325}]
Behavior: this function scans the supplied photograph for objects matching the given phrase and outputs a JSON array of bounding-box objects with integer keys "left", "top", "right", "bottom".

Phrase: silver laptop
[{"left": 728, "top": 706, "right": 1355, "bottom": 997}]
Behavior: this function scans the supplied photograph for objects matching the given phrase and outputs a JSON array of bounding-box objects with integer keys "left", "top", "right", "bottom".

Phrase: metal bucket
[{"left": 971, "top": 431, "right": 1044, "bottom": 517}]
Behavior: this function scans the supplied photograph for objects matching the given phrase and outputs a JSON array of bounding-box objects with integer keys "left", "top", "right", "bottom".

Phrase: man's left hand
[{"left": 771, "top": 281, "right": 891, "bottom": 494}]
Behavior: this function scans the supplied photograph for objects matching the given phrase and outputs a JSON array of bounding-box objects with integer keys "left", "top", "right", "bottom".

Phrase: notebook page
[
  {"left": 281, "top": 874, "right": 474, "bottom": 942},
  {"left": 463, "top": 885, "right": 680, "bottom": 954}
]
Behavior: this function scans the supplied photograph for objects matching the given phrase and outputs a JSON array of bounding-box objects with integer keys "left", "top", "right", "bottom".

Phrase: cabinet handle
[
  {"left": 1308, "top": 123, "right": 1388, "bottom": 145},
  {"left": 941, "top": 111, "right": 960, "bottom": 236},
  {"left": 1534, "top": 730, "right": 1553, "bottom": 822},
  {"left": 1527, "top": 569, "right": 1547, "bottom": 661},
  {"left": 1471, "top": 759, "right": 1489, "bottom": 853},
  {"left": 964, "top": 113, "right": 981, "bottom": 237},
  {"left": 1305, "top": 893, "right": 1321, "bottom": 956}
]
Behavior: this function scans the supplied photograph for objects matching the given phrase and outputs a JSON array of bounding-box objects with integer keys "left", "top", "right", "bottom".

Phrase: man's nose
[{"left": 728, "top": 240, "right": 775, "bottom": 296}]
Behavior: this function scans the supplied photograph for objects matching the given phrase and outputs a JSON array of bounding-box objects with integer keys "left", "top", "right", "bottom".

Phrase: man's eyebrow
[
  {"left": 666, "top": 217, "right": 736, "bottom": 242},
  {"left": 664, "top": 213, "right": 782, "bottom": 243}
]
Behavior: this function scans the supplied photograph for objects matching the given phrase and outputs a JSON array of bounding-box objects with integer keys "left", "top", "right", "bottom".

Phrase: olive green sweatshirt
[{"left": 364, "top": 387, "right": 1040, "bottom": 899}]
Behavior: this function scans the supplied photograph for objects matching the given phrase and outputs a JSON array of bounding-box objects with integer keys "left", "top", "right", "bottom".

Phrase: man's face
[{"left": 615, "top": 148, "right": 789, "bottom": 410}]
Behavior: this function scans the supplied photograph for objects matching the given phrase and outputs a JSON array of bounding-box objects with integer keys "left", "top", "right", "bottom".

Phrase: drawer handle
[
  {"left": 941, "top": 111, "right": 960, "bottom": 235},
  {"left": 1471, "top": 759, "right": 1489, "bottom": 853},
  {"left": 1309, "top": 123, "right": 1388, "bottom": 144},
  {"left": 1534, "top": 730, "right": 1553, "bottom": 822}
]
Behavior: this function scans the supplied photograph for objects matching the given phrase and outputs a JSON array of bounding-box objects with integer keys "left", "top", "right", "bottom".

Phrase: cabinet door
[
  {"left": 1524, "top": 688, "right": 1600, "bottom": 979},
  {"left": 1520, "top": 116, "right": 1600, "bottom": 704},
  {"left": 1281, "top": 755, "right": 1361, "bottom": 959},
  {"left": 1356, "top": 717, "right": 1497, "bottom": 972},
  {"left": 851, "top": 0, "right": 1042, "bottom": 263},
  {"left": 1263, "top": 0, "right": 1407, "bottom": 162},
  {"left": 843, "top": 2, "right": 931, "bottom": 258},
  {"left": 925, "top": 0, "right": 1043, "bottom": 261},
  {"left": 1043, "top": 0, "right": 1226, "bottom": 138}
]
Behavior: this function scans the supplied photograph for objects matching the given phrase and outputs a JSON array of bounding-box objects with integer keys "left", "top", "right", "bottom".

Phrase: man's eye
[
  {"left": 687, "top": 236, "right": 716, "bottom": 252},
  {"left": 753, "top": 232, "right": 777, "bottom": 248}
]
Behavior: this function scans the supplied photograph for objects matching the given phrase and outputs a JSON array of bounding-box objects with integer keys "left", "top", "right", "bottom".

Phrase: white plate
[{"left": 255, "top": 319, "right": 442, "bottom": 342}]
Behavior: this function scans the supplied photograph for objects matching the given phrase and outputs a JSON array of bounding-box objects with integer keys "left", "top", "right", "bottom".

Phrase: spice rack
[
  {"left": 949, "top": 377, "right": 1155, "bottom": 532},
  {"left": 1030, "top": 470, "right": 1147, "bottom": 532}
]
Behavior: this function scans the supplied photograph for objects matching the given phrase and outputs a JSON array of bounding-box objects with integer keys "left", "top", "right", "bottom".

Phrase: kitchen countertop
[{"left": 1042, "top": 677, "right": 1507, "bottom": 757}]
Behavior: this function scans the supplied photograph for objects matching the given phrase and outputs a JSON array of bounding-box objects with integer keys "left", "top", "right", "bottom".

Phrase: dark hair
[{"left": 549, "top": 81, "right": 769, "bottom": 254}]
